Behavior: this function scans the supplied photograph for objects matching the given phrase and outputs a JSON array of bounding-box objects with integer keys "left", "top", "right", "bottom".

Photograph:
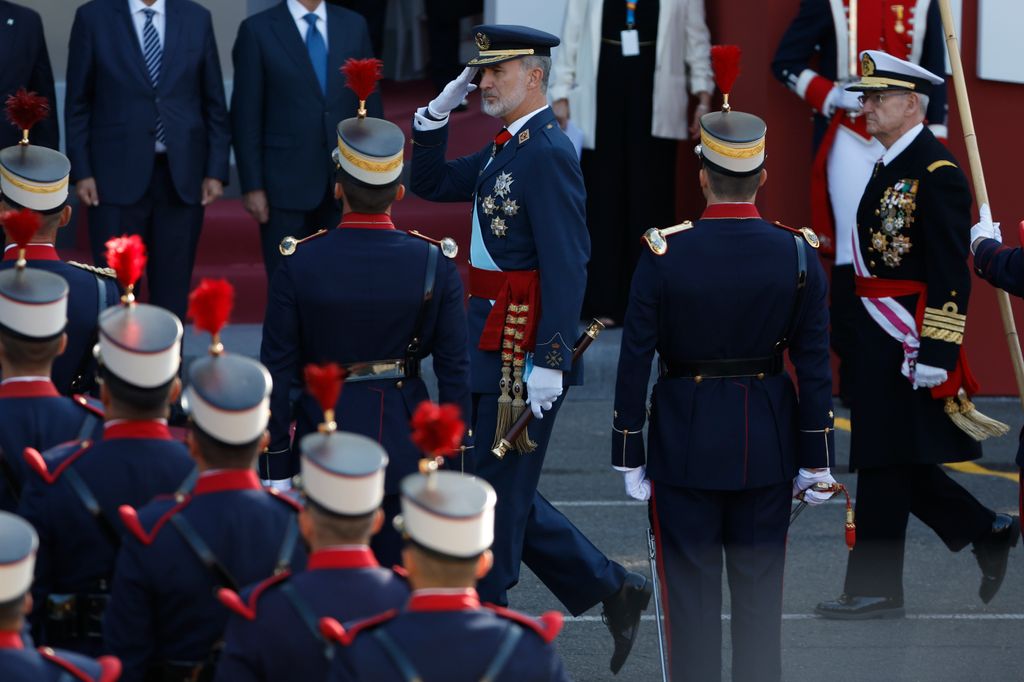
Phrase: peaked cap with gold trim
[
  {"left": 845, "top": 50, "right": 944, "bottom": 94},
  {"left": 467, "top": 25, "right": 559, "bottom": 66}
]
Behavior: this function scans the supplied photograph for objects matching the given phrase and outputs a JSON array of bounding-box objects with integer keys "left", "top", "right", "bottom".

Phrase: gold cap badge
[
  {"left": 476, "top": 32, "right": 490, "bottom": 50},
  {"left": 861, "top": 53, "right": 875, "bottom": 77}
]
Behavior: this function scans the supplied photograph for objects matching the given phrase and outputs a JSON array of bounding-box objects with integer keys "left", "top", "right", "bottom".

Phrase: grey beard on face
[{"left": 481, "top": 86, "right": 527, "bottom": 118}]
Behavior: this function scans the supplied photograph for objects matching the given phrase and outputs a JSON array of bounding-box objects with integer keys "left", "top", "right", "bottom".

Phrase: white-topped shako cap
[
  {"left": 300, "top": 431, "right": 388, "bottom": 516},
  {"left": 335, "top": 116, "right": 405, "bottom": 186},
  {"left": 186, "top": 354, "right": 272, "bottom": 445},
  {"left": 697, "top": 109, "right": 767, "bottom": 176},
  {"left": 97, "top": 303, "right": 182, "bottom": 388},
  {"left": 399, "top": 471, "right": 496, "bottom": 559},
  {"left": 0, "top": 266, "right": 67, "bottom": 339},
  {"left": 845, "top": 50, "right": 944, "bottom": 94},
  {"left": 0, "top": 511, "right": 38, "bottom": 602},
  {"left": 0, "top": 144, "right": 70, "bottom": 212}
]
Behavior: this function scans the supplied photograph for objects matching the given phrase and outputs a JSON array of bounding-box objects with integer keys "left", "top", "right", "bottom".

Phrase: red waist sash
[{"left": 468, "top": 266, "right": 541, "bottom": 352}]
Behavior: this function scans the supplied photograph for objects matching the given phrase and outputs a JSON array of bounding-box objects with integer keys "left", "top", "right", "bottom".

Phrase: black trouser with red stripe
[{"left": 651, "top": 480, "right": 791, "bottom": 682}]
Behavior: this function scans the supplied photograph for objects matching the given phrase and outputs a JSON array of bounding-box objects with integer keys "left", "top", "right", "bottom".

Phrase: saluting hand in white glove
[{"left": 427, "top": 67, "right": 479, "bottom": 119}]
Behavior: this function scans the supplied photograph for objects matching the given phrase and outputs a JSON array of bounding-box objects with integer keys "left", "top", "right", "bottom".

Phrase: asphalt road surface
[{"left": 197, "top": 327, "right": 1024, "bottom": 681}]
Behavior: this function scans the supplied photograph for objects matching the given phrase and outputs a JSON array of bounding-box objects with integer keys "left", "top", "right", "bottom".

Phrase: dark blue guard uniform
[
  {"left": 613, "top": 102, "right": 835, "bottom": 681},
  {"left": 324, "top": 468, "right": 569, "bottom": 682},
  {"left": 816, "top": 52, "right": 1014, "bottom": 619},
  {"left": 216, "top": 428, "right": 409, "bottom": 682},
  {"left": 410, "top": 27, "right": 639, "bottom": 646},
  {"left": 17, "top": 294, "right": 192, "bottom": 655},
  {"left": 0, "top": 240, "right": 104, "bottom": 510},
  {"left": 0, "top": 117, "right": 120, "bottom": 395},
  {"left": 0, "top": 382, "right": 103, "bottom": 512},
  {"left": 104, "top": 317, "right": 306, "bottom": 682},
  {"left": 260, "top": 88, "right": 470, "bottom": 567},
  {"left": 0, "top": 510, "right": 122, "bottom": 681}
]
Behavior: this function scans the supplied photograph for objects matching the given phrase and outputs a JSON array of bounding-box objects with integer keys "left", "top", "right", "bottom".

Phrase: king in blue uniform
[
  {"left": 104, "top": 283, "right": 306, "bottom": 682},
  {"left": 612, "top": 68, "right": 836, "bottom": 681},
  {"left": 0, "top": 97, "right": 119, "bottom": 395},
  {"left": 260, "top": 59, "right": 470, "bottom": 567},
  {"left": 216, "top": 397, "right": 409, "bottom": 682},
  {"left": 0, "top": 511, "right": 123, "bottom": 681},
  {"left": 410, "top": 25, "right": 649, "bottom": 674},
  {"left": 17, "top": 249, "right": 192, "bottom": 655}
]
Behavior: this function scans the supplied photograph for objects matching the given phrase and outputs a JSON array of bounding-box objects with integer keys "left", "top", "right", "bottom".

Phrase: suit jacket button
[
  {"left": 694, "top": 375, "right": 703, "bottom": 384},
  {"left": 756, "top": 372, "right": 765, "bottom": 380},
  {"left": 396, "top": 380, "right": 404, "bottom": 389}
]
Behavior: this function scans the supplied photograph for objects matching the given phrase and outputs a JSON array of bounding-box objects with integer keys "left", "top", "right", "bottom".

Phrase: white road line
[
  {"left": 550, "top": 499, "right": 853, "bottom": 507},
  {"left": 563, "top": 613, "right": 1024, "bottom": 623}
]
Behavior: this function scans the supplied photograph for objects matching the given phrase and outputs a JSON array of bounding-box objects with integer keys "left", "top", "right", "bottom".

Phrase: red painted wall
[{"left": 674, "top": 0, "right": 1024, "bottom": 396}]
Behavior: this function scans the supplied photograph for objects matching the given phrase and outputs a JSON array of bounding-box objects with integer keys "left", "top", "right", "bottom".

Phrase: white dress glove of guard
[
  {"left": 822, "top": 85, "right": 862, "bottom": 117},
  {"left": 792, "top": 467, "right": 837, "bottom": 506},
  {"left": 261, "top": 478, "right": 293, "bottom": 493},
  {"left": 526, "top": 367, "right": 563, "bottom": 419},
  {"left": 427, "top": 67, "right": 479, "bottom": 119},
  {"left": 614, "top": 465, "right": 651, "bottom": 502},
  {"left": 970, "top": 203, "right": 1002, "bottom": 253}
]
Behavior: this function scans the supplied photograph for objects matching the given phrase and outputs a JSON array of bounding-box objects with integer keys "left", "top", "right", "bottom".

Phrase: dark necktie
[
  {"left": 141, "top": 9, "right": 166, "bottom": 145},
  {"left": 304, "top": 13, "right": 327, "bottom": 95}
]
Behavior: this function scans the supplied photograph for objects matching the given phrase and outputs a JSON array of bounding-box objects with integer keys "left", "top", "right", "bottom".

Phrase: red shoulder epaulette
[
  {"left": 266, "top": 487, "right": 303, "bottom": 512},
  {"left": 119, "top": 497, "right": 190, "bottom": 546},
  {"left": 771, "top": 221, "right": 820, "bottom": 249},
  {"left": 484, "top": 605, "right": 563, "bottom": 644},
  {"left": 23, "top": 440, "right": 93, "bottom": 485},
  {"left": 320, "top": 609, "right": 399, "bottom": 647},
  {"left": 217, "top": 571, "right": 292, "bottom": 621},
  {"left": 71, "top": 394, "right": 104, "bottom": 420},
  {"left": 37, "top": 647, "right": 122, "bottom": 682}
]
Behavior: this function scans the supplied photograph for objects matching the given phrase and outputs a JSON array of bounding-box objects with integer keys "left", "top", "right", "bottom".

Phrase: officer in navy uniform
[
  {"left": 772, "top": 0, "right": 947, "bottom": 406},
  {"left": 0, "top": 101, "right": 120, "bottom": 395},
  {"left": 0, "top": 219, "right": 104, "bottom": 511},
  {"left": 612, "top": 69, "right": 836, "bottom": 681},
  {"left": 260, "top": 64, "right": 470, "bottom": 568},
  {"left": 816, "top": 51, "right": 1017, "bottom": 620},
  {"left": 18, "top": 252, "right": 193, "bottom": 654},
  {"left": 971, "top": 207, "right": 1024, "bottom": 533},
  {"left": 410, "top": 25, "right": 649, "bottom": 673},
  {"left": 215, "top": 405, "right": 409, "bottom": 681},
  {"left": 104, "top": 290, "right": 306, "bottom": 682},
  {"left": 0, "top": 511, "right": 123, "bottom": 681},
  {"left": 324, "top": 466, "right": 569, "bottom": 682}
]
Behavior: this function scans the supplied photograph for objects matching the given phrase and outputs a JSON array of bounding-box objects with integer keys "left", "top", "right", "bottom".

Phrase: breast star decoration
[{"left": 480, "top": 171, "right": 520, "bottom": 237}]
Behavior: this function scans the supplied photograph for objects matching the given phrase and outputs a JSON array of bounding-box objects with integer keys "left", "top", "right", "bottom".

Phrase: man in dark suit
[
  {"left": 65, "top": 0, "right": 230, "bottom": 322},
  {"left": 231, "top": 0, "right": 381, "bottom": 279},
  {"left": 0, "top": 1, "right": 59, "bottom": 151}
]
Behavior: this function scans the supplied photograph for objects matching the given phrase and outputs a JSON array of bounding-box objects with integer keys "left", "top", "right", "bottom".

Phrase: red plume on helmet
[
  {"left": 188, "top": 279, "right": 235, "bottom": 355},
  {"left": 410, "top": 401, "right": 465, "bottom": 459},
  {"left": 0, "top": 209, "right": 41, "bottom": 269},
  {"left": 710, "top": 45, "right": 742, "bottom": 111},
  {"left": 341, "top": 58, "right": 382, "bottom": 118},
  {"left": 5, "top": 89, "right": 49, "bottom": 144},
  {"left": 104, "top": 235, "right": 147, "bottom": 301},
  {"left": 304, "top": 363, "right": 347, "bottom": 431}
]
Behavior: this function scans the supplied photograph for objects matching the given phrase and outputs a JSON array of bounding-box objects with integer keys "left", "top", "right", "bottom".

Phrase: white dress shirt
[
  {"left": 881, "top": 122, "right": 925, "bottom": 166},
  {"left": 286, "top": 0, "right": 328, "bottom": 51}
]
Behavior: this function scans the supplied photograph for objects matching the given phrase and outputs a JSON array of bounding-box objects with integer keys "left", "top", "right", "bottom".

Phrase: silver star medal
[
  {"left": 493, "top": 171, "right": 514, "bottom": 198},
  {"left": 501, "top": 199, "right": 519, "bottom": 217},
  {"left": 490, "top": 216, "right": 508, "bottom": 237},
  {"left": 481, "top": 194, "right": 497, "bottom": 216}
]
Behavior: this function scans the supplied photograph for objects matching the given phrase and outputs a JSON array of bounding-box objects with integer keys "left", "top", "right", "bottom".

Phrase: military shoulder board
[
  {"left": 67, "top": 261, "right": 117, "bottom": 278},
  {"left": 407, "top": 229, "right": 459, "bottom": 259},
  {"left": 772, "top": 221, "right": 820, "bottom": 249}
]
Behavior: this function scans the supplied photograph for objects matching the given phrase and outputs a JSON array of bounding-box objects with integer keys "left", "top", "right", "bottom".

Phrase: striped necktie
[{"left": 141, "top": 9, "right": 166, "bottom": 145}]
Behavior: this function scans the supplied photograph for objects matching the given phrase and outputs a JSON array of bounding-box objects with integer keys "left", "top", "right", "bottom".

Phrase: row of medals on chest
[
  {"left": 481, "top": 171, "right": 518, "bottom": 237},
  {"left": 868, "top": 180, "right": 918, "bottom": 268}
]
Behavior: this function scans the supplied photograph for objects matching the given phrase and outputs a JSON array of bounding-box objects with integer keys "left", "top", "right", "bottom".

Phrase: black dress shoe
[
  {"left": 973, "top": 513, "right": 1020, "bottom": 604},
  {"left": 602, "top": 572, "right": 653, "bottom": 674},
  {"left": 814, "top": 594, "right": 904, "bottom": 620}
]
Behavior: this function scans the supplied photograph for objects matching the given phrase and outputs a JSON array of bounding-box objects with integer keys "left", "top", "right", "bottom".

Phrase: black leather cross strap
[
  {"left": 373, "top": 628, "right": 421, "bottom": 682},
  {"left": 404, "top": 242, "right": 439, "bottom": 380},
  {"left": 279, "top": 581, "right": 332, "bottom": 659},
  {"left": 480, "top": 623, "right": 524, "bottom": 682},
  {"left": 776, "top": 233, "right": 809, "bottom": 352},
  {"left": 660, "top": 355, "right": 784, "bottom": 380},
  {"left": 168, "top": 513, "right": 239, "bottom": 593}
]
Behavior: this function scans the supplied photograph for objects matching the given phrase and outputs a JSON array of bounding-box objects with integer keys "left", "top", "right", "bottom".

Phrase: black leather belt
[
  {"left": 342, "top": 358, "right": 419, "bottom": 383},
  {"left": 660, "top": 355, "right": 784, "bottom": 381},
  {"left": 45, "top": 589, "right": 109, "bottom": 642}
]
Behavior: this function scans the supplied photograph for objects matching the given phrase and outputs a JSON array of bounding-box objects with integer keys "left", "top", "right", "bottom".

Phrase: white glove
[
  {"left": 910, "top": 362, "right": 948, "bottom": 389},
  {"left": 427, "top": 67, "right": 479, "bottom": 119},
  {"left": 823, "top": 85, "right": 862, "bottom": 116},
  {"left": 261, "top": 478, "right": 293, "bottom": 492},
  {"left": 792, "top": 467, "right": 837, "bottom": 506},
  {"left": 526, "top": 367, "right": 563, "bottom": 419},
  {"left": 615, "top": 465, "right": 651, "bottom": 502},
  {"left": 970, "top": 203, "right": 1002, "bottom": 253}
]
